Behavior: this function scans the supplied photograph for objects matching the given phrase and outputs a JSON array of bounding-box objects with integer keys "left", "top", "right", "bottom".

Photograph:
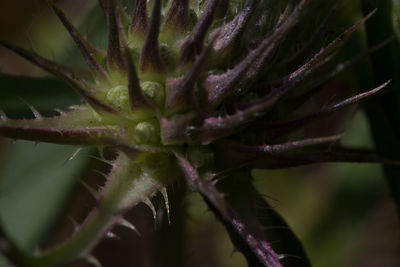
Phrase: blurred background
[{"left": 0, "top": 1, "right": 399, "bottom": 266}]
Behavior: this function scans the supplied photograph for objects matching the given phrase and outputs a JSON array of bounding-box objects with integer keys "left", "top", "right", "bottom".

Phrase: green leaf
[
  {"left": 0, "top": 74, "right": 80, "bottom": 117},
  {"left": 0, "top": 140, "right": 92, "bottom": 251}
]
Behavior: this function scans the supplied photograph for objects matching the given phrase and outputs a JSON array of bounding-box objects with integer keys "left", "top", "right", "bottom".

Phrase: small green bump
[
  {"left": 133, "top": 121, "right": 158, "bottom": 144},
  {"left": 140, "top": 81, "right": 165, "bottom": 108},
  {"left": 106, "top": 85, "right": 129, "bottom": 111},
  {"left": 187, "top": 146, "right": 214, "bottom": 168}
]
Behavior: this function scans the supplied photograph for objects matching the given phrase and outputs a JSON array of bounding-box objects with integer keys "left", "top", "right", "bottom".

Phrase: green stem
[{"left": 4, "top": 153, "right": 168, "bottom": 267}]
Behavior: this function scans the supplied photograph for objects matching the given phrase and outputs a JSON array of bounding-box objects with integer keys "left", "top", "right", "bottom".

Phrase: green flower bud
[
  {"left": 133, "top": 121, "right": 159, "bottom": 145},
  {"left": 140, "top": 81, "right": 165, "bottom": 108},
  {"left": 106, "top": 85, "right": 129, "bottom": 111}
]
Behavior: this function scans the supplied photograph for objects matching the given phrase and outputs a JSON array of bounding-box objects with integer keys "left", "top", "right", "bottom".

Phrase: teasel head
[{"left": 0, "top": 0, "right": 395, "bottom": 266}]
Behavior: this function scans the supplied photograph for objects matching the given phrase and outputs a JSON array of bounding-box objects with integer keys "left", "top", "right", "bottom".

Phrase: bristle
[
  {"left": 308, "top": 37, "right": 394, "bottom": 90},
  {"left": 125, "top": 49, "right": 153, "bottom": 111},
  {"left": 282, "top": 0, "right": 342, "bottom": 68},
  {"left": 79, "top": 180, "right": 99, "bottom": 200},
  {"left": 165, "top": 38, "right": 214, "bottom": 113},
  {"left": 217, "top": 141, "right": 400, "bottom": 170},
  {"left": 89, "top": 155, "right": 114, "bottom": 166},
  {"left": 114, "top": 0, "right": 129, "bottom": 48},
  {"left": 0, "top": 109, "right": 8, "bottom": 121},
  {"left": 106, "top": 0, "right": 127, "bottom": 72},
  {"left": 203, "top": 0, "right": 308, "bottom": 107},
  {"left": 197, "top": 91, "right": 284, "bottom": 144},
  {"left": 93, "top": 169, "right": 109, "bottom": 180},
  {"left": 26, "top": 103, "right": 43, "bottom": 120},
  {"left": 0, "top": 41, "right": 119, "bottom": 114},
  {"left": 285, "top": 10, "right": 376, "bottom": 88},
  {"left": 67, "top": 147, "right": 83, "bottom": 162},
  {"left": 49, "top": 2, "right": 110, "bottom": 82},
  {"left": 131, "top": 0, "right": 148, "bottom": 36},
  {"left": 175, "top": 152, "right": 282, "bottom": 267},
  {"left": 179, "top": 0, "right": 220, "bottom": 63},
  {"left": 106, "top": 231, "right": 119, "bottom": 240},
  {"left": 68, "top": 216, "right": 79, "bottom": 232},
  {"left": 212, "top": 0, "right": 259, "bottom": 53},
  {"left": 54, "top": 108, "right": 66, "bottom": 116},
  {"left": 245, "top": 0, "right": 309, "bottom": 81},
  {"left": 143, "top": 198, "right": 157, "bottom": 223},
  {"left": 116, "top": 0, "right": 130, "bottom": 26},
  {"left": 262, "top": 81, "right": 390, "bottom": 134},
  {"left": 198, "top": 7, "right": 376, "bottom": 144},
  {"left": 164, "top": 0, "right": 190, "bottom": 33},
  {"left": 84, "top": 255, "right": 103, "bottom": 267},
  {"left": 0, "top": 123, "right": 117, "bottom": 145},
  {"left": 117, "top": 218, "right": 141, "bottom": 236},
  {"left": 139, "top": 0, "right": 165, "bottom": 73},
  {"left": 160, "top": 187, "right": 171, "bottom": 224},
  {"left": 257, "top": 134, "right": 343, "bottom": 153}
]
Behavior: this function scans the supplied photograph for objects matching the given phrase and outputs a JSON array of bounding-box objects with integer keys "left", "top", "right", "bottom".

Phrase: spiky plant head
[{"left": 0, "top": 0, "right": 392, "bottom": 266}]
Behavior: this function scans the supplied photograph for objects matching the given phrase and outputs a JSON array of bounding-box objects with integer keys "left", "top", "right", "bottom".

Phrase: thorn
[
  {"left": 93, "top": 169, "right": 109, "bottom": 180},
  {"left": 160, "top": 188, "right": 171, "bottom": 224},
  {"left": 143, "top": 198, "right": 157, "bottom": 223},
  {"left": 117, "top": 218, "right": 141, "bottom": 236},
  {"left": 0, "top": 41, "right": 119, "bottom": 114},
  {"left": 54, "top": 108, "right": 65, "bottom": 115},
  {"left": 48, "top": 1, "right": 110, "bottom": 81},
  {"left": 164, "top": 0, "right": 190, "bottom": 33},
  {"left": 131, "top": 0, "right": 148, "bottom": 36},
  {"left": 179, "top": 0, "right": 220, "bottom": 63},
  {"left": 0, "top": 109, "right": 8, "bottom": 121},
  {"left": 286, "top": 9, "right": 377, "bottom": 88},
  {"left": 88, "top": 155, "right": 114, "bottom": 166},
  {"left": 79, "top": 180, "right": 99, "bottom": 200},
  {"left": 84, "top": 255, "right": 103, "bottom": 267},
  {"left": 140, "top": 0, "right": 165, "bottom": 73},
  {"left": 97, "top": 146, "right": 105, "bottom": 159},
  {"left": 114, "top": 0, "right": 129, "bottom": 47},
  {"left": 106, "top": 0, "right": 127, "bottom": 72},
  {"left": 68, "top": 147, "right": 83, "bottom": 162},
  {"left": 125, "top": 49, "right": 153, "bottom": 111},
  {"left": 264, "top": 80, "right": 391, "bottom": 133},
  {"left": 259, "top": 134, "right": 344, "bottom": 154},
  {"left": 68, "top": 216, "right": 79, "bottom": 232},
  {"left": 203, "top": 0, "right": 309, "bottom": 107},
  {"left": 212, "top": 0, "right": 259, "bottom": 53},
  {"left": 28, "top": 104, "right": 42, "bottom": 120},
  {"left": 106, "top": 231, "right": 120, "bottom": 240},
  {"left": 18, "top": 97, "right": 42, "bottom": 120},
  {"left": 165, "top": 34, "right": 216, "bottom": 113}
]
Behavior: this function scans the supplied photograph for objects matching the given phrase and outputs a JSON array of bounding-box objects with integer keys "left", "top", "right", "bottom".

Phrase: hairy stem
[{"left": 2, "top": 153, "right": 169, "bottom": 267}]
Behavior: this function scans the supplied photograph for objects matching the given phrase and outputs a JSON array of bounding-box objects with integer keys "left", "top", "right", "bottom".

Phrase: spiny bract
[{"left": 0, "top": 0, "right": 391, "bottom": 266}]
